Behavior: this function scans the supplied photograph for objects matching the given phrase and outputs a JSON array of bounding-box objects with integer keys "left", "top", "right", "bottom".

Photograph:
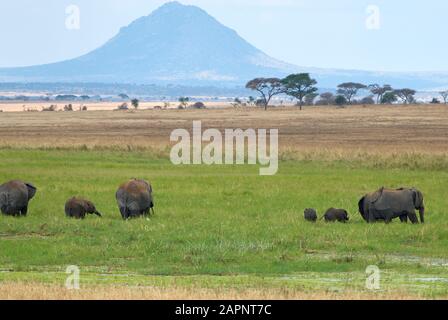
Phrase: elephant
[
  {"left": 324, "top": 208, "right": 349, "bottom": 223},
  {"left": 304, "top": 208, "right": 318, "bottom": 222},
  {"left": 0, "top": 180, "right": 37, "bottom": 216},
  {"left": 358, "top": 187, "right": 425, "bottom": 224},
  {"left": 65, "top": 197, "right": 102, "bottom": 219},
  {"left": 116, "top": 179, "right": 154, "bottom": 219}
]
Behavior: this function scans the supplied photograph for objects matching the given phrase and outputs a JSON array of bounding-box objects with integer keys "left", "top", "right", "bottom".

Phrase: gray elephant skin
[
  {"left": 358, "top": 187, "right": 425, "bottom": 224},
  {"left": 0, "top": 180, "right": 37, "bottom": 216},
  {"left": 324, "top": 208, "right": 349, "bottom": 223},
  {"left": 304, "top": 208, "right": 318, "bottom": 222},
  {"left": 65, "top": 197, "right": 102, "bottom": 219},
  {"left": 116, "top": 179, "right": 154, "bottom": 219}
]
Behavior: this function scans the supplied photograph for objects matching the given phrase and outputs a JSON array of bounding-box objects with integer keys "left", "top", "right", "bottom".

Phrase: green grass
[{"left": 1, "top": 149, "right": 448, "bottom": 297}]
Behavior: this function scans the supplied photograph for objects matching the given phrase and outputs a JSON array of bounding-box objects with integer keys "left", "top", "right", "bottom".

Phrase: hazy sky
[{"left": 0, "top": 0, "right": 446, "bottom": 71}]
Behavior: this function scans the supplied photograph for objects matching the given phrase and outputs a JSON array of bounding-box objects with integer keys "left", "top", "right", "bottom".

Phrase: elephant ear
[
  {"left": 412, "top": 189, "right": 424, "bottom": 209},
  {"left": 371, "top": 187, "right": 385, "bottom": 203},
  {"left": 142, "top": 180, "right": 152, "bottom": 191},
  {"left": 25, "top": 183, "right": 37, "bottom": 200}
]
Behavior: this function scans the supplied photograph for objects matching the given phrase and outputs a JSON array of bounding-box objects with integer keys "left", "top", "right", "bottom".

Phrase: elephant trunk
[{"left": 94, "top": 211, "right": 102, "bottom": 217}]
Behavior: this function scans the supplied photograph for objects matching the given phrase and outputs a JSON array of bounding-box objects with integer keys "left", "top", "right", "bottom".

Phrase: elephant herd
[
  {"left": 304, "top": 187, "right": 425, "bottom": 224},
  {"left": 0, "top": 179, "right": 425, "bottom": 225},
  {"left": 0, "top": 179, "right": 154, "bottom": 220}
]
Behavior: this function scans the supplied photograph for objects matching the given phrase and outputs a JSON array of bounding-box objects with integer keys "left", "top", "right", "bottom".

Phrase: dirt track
[{"left": 0, "top": 104, "right": 447, "bottom": 153}]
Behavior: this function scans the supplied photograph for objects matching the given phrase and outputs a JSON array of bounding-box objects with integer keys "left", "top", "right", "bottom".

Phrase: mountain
[
  {"left": 0, "top": 1, "right": 447, "bottom": 90},
  {"left": 0, "top": 2, "right": 295, "bottom": 85}
]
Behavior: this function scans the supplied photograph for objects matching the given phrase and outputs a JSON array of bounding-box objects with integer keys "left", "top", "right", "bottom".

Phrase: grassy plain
[{"left": 0, "top": 105, "right": 448, "bottom": 299}]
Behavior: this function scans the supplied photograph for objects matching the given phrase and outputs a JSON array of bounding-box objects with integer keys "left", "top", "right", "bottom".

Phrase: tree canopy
[
  {"left": 245, "top": 78, "right": 284, "bottom": 110},
  {"left": 281, "top": 73, "right": 318, "bottom": 110},
  {"left": 337, "top": 82, "right": 367, "bottom": 104},
  {"left": 394, "top": 89, "right": 416, "bottom": 104}
]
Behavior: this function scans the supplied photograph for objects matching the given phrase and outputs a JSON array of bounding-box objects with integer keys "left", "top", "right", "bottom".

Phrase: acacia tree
[
  {"left": 131, "top": 98, "right": 139, "bottom": 109},
  {"left": 440, "top": 91, "right": 448, "bottom": 104},
  {"left": 318, "top": 92, "right": 335, "bottom": 105},
  {"left": 394, "top": 89, "right": 416, "bottom": 104},
  {"left": 369, "top": 84, "right": 393, "bottom": 104},
  {"left": 245, "top": 78, "right": 284, "bottom": 110},
  {"left": 282, "top": 73, "right": 318, "bottom": 110},
  {"left": 381, "top": 91, "right": 398, "bottom": 104},
  {"left": 178, "top": 97, "right": 190, "bottom": 109},
  {"left": 304, "top": 93, "right": 319, "bottom": 106},
  {"left": 337, "top": 82, "right": 367, "bottom": 104}
]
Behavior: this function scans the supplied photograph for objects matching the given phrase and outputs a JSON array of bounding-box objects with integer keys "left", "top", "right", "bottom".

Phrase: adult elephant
[
  {"left": 0, "top": 180, "right": 37, "bottom": 216},
  {"left": 358, "top": 187, "right": 425, "bottom": 224},
  {"left": 116, "top": 179, "right": 154, "bottom": 220}
]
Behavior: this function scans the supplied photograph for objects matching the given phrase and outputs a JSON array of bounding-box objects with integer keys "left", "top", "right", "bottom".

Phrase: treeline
[
  {"left": 246, "top": 74, "right": 448, "bottom": 110},
  {"left": 0, "top": 82, "right": 251, "bottom": 98}
]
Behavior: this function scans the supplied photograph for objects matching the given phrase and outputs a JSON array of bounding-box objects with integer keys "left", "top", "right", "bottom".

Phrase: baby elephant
[
  {"left": 324, "top": 208, "right": 349, "bottom": 223},
  {"left": 304, "top": 208, "right": 318, "bottom": 222},
  {"left": 65, "top": 197, "right": 102, "bottom": 219}
]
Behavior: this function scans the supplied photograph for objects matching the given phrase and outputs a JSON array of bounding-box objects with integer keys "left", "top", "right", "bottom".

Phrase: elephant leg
[
  {"left": 9, "top": 208, "right": 20, "bottom": 217},
  {"left": 20, "top": 206, "right": 28, "bottom": 217},
  {"left": 407, "top": 211, "right": 419, "bottom": 224},
  {"left": 128, "top": 209, "right": 143, "bottom": 219},
  {"left": 119, "top": 206, "right": 129, "bottom": 220},
  {"left": 399, "top": 215, "right": 408, "bottom": 223}
]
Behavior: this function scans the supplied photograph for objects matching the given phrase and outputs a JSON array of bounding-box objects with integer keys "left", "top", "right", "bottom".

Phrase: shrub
[
  {"left": 42, "top": 105, "right": 58, "bottom": 112},
  {"left": 192, "top": 102, "right": 206, "bottom": 109},
  {"left": 335, "top": 95, "right": 347, "bottom": 106},
  {"left": 117, "top": 103, "right": 129, "bottom": 110},
  {"left": 360, "top": 96, "right": 375, "bottom": 105}
]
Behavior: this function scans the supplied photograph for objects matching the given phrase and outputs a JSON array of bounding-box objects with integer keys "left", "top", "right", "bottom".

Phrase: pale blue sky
[{"left": 0, "top": 0, "right": 446, "bottom": 71}]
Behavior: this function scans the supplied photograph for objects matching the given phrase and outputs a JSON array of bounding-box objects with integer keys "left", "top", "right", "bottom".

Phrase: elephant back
[
  {"left": 370, "top": 188, "right": 415, "bottom": 212},
  {"left": 2, "top": 181, "right": 29, "bottom": 203},
  {"left": 120, "top": 180, "right": 151, "bottom": 195},
  {"left": 117, "top": 179, "right": 152, "bottom": 207},
  {"left": 65, "top": 197, "right": 85, "bottom": 218}
]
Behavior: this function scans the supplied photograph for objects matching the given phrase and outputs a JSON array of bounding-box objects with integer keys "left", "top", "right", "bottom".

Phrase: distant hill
[{"left": 0, "top": 1, "right": 447, "bottom": 90}]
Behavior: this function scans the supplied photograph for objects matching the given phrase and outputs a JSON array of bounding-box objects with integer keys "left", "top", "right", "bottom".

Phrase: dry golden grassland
[
  {"left": 0, "top": 104, "right": 448, "bottom": 154},
  {"left": 0, "top": 282, "right": 428, "bottom": 300}
]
